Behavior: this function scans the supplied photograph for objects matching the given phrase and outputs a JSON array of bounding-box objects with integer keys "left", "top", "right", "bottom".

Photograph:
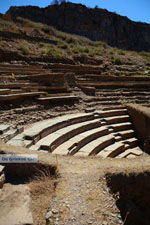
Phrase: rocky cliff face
[{"left": 7, "top": 3, "right": 150, "bottom": 52}]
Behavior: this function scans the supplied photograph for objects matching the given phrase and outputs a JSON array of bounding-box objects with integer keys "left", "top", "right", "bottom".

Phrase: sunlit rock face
[{"left": 7, "top": 2, "right": 150, "bottom": 51}]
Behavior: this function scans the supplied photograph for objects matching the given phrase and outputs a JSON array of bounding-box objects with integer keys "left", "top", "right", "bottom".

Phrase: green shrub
[
  {"left": 117, "top": 50, "right": 125, "bottom": 55},
  {"left": 44, "top": 44, "right": 63, "bottom": 57},
  {"left": 19, "top": 46, "right": 30, "bottom": 55},
  {"left": 114, "top": 57, "right": 123, "bottom": 65},
  {"left": 58, "top": 43, "right": 68, "bottom": 49}
]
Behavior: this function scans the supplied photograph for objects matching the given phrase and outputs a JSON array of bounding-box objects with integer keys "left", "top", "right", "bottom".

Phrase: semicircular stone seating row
[{"left": 8, "top": 108, "right": 143, "bottom": 158}]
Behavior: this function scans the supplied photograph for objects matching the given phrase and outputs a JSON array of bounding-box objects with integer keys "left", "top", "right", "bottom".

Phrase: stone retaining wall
[{"left": 127, "top": 104, "right": 150, "bottom": 152}]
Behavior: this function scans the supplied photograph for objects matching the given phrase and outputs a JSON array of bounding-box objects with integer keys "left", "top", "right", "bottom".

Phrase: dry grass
[
  {"left": 0, "top": 16, "right": 149, "bottom": 66},
  {"left": 1, "top": 143, "right": 150, "bottom": 224},
  {"left": 29, "top": 176, "right": 56, "bottom": 225}
]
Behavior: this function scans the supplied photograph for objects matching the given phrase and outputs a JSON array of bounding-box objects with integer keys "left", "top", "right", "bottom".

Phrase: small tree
[
  {"left": 59, "top": 0, "right": 66, "bottom": 3},
  {"left": 51, "top": 0, "right": 66, "bottom": 4},
  {"left": 51, "top": 0, "right": 59, "bottom": 5}
]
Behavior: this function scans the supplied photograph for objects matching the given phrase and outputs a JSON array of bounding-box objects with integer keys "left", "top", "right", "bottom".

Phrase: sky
[{"left": 0, "top": 0, "right": 150, "bottom": 23}]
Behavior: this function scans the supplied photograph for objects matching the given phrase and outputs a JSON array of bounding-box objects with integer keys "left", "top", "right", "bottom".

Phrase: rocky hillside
[{"left": 7, "top": 2, "right": 150, "bottom": 52}]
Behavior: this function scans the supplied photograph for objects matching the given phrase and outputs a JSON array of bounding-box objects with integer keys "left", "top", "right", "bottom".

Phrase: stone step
[
  {"left": 123, "top": 137, "right": 139, "bottom": 148},
  {"left": 97, "top": 142, "right": 125, "bottom": 158},
  {"left": 46, "top": 93, "right": 71, "bottom": 97},
  {"left": 0, "top": 63, "right": 42, "bottom": 68},
  {"left": 0, "top": 82, "right": 39, "bottom": 89},
  {"left": 52, "top": 126, "right": 109, "bottom": 155},
  {"left": 95, "top": 109, "right": 128, "bottom": 117},
  {"left": 80, "top": 86, "right": 96, "bottom": 95},
  {"left": 101, "top": 105, "right": 126, "bottom": 111},
  {"left": 21, "top": 86, "right": 69, "bottom": 93},
  {"left": 0, "top": 71, "right": 43, "bottom": 75},
  {"left": 0, "top": 127, "right": 24, "bottom": 142},
  {"left": 37, "top": 95, "right": 78, "bottom": 104},
  {"left": 7, "top": 133, "right": 33, "bottom": 148},
  {"left": 0, "top": 125, "right": 11, "bottom": 134},
  {"left": 77, "top": 74, "right": 150, "bottom": 81},
  {"left": 75, "top": 134, "right": 114, "bottom": 156},
  {"left": 116, "top": 129, "right": 135, "bottom": 139},
  {"left": 104, "top": 115, "right": 130, "bottom": 124},
  {"left": 85, "top": 96, "right": 120, "bottom": 102},
  {"left": 108, "top": 122, "right": 133, "bottom": 132},
  {"left": 85, "top": 108, "right": 95, "bottom": 113},
  {"left": 22, "top": 86, "right": 70, "bottom": 94},
  {"left": 10, "top": 89, "right": 27, "bottom": 94},
  {"left": 85, "top": 95, "right": 150, "bottom": 102},
  {"left": 0, "top": 89, "right": 10, "bottom": 94},
  {"left": 116, "top": 147, "right": 143, "bottom": 158},
  {"left": 86, "top": 100, "right": 121, "bottom": 106},
  {"left": 97, "top": 90, "right": 150, "bottom": 95},
  {"left": 0, "top": 92, "right": 47, "bottom": 101},
  {"left": 24, "top": 113, "right": 97, "bottom": 142},
  {"left": 77, "top": 81, "right": 150, "bottom": 88},
  {"left": 33, "top": 118, "right": 102, "bottom": 151},
  {"left": 86, "top": 98, "right": 150, "bottom": 105},
  {"left": 0, "top": 89, "right": 29, "bottom": 95}
]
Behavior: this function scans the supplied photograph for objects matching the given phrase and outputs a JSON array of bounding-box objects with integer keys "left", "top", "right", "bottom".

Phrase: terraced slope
[
  {"left": 0, "top": 63, "right": 78, "bottom": 106},
  {"left": 48, "top": 63, "right": 150, "bottom": 108},
  {"left": 4, "top": 108, "right": 143, "bottom": 158}
]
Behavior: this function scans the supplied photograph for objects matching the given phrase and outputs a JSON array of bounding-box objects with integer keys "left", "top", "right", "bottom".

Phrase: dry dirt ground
[
  {"left": 0, "top": 90, "right": 86, "bottom": 126},
  {"left": 1, "top": 143, "right": 150, "bottom": 225}
]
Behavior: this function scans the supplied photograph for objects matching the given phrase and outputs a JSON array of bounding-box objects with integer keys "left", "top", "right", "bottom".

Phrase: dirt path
[
  {"left": 45, "top": 156, "right": 121, "bottom": 225},
  {"left": 1, "top": 143, "right": 150, "bottom": 225}
]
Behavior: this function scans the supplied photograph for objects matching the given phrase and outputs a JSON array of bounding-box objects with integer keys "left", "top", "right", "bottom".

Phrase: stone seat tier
[
  {"left": 75, "top": 134, "right": 114, "bottom": 156},
  {"left": 23, "top": 113, "right": 97, "bottom": 142},
  {"left": 0, "top": 127, "right": 23, "bottom": 142},
  {"left": 10, "top": 89, "right": 29, "bottom": 94},
  {"left": 77, "top": 74, "right": 150, "bottom": 81},
  {"left": 108, "top": 122, "right": 133, "bottom": 132},
  {"left": 0, "top": 89, "right": 10, "bottom": 94},
  {"left": 95, "top": 108, "right": 127, "bottom": 117},
  {"left": 96, "top": 91, "right": 150, "bottom": 97},
  {"left": 100, "top": 105, "right": 126, "bottom": 110},
  {"left": 103, "top": 115, "right": 130, "bottom": 124},
  {"left": 18, "top": 72, "right": 68, "bottom": 78},
  {"left": 85, "top": 100, "right": 150, "bottom": 108},
  {"left": 0, "top": 83, "right": 39, "bottom": 89},
  {"left": 97, "top": 142, "right": 125, "bottom": 158},
  {"left": 116, "top": 147, "right": 143, "bottom": 158},
  {"left": 22, "top": 86, "right": 69, "bottom": 93},
  {"left": 0, "top": 125, "right": 11, "bottom": 134},
  {"left": 52, "top": 126, "right": 109, "bottom": 155},
  {"left": 123, "top": 137, "right": 139, "bottom": 148},
  {"left": 37, "top": 96, "right": 78, "bottom": 104},
  {"left": 77, "top": 81, "right": 150, "bottom": 88},
  {"left": 87, "top": 100, "right": 121, "bottom": 105},
  {"left": 0, "top": 63, "right": 43, "bottom": 68},
  {"left": 0, "top": 92, "right": 47, "bottom": 101},
  {"left": 115, "top": 129, "right": 135, "bottom": 139},
  {"left": 85, "top": 96, "right": 120, "bottom": 102},
  {"left": 0, "top": 71, "right": 48, "bottom": 76},
  {"left": 7, "top": 133, "right": 33, "bottom": 148},
  {"left": 85, "top": 95, "right": 150, "bottom": 102},
  {"left": 46, "top": 93, "right": 71, "bottom": 97},
  {"left": 31, "top": 118, "right": 102, "bottom": 151}
]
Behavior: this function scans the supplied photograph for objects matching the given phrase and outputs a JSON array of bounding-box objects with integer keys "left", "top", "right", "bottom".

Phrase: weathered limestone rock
[
  {"left": 7, "top": 3, "right": 150, "bottom": 51},
  {"left": 0, "top": 184, "right": 33, "bottom": 225}
]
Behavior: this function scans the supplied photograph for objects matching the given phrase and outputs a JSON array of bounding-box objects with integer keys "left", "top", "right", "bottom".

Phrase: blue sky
[{"left": 0, "top": 0, "right": 150, "bottom": 23}]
